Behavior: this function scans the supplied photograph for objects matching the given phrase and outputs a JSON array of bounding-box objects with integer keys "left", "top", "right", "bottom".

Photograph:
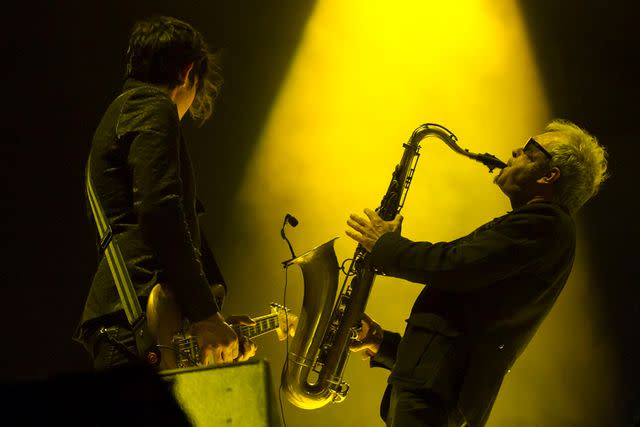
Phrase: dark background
[{"left": 5, "top": 0, "right": 639, "bottom": 424}]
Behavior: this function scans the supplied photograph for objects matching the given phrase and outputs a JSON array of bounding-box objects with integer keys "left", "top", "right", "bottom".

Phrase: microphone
[
  {"left": 281, "top": 213, "right": 299, "bottom": 264},
  {"left": 284, "top": 214, "right": 299, "bottom": 228}
]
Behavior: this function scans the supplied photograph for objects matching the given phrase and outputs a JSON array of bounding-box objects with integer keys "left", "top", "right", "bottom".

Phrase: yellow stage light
[{"left": 221, "top": 1, "right": 617, "bottom": 426}]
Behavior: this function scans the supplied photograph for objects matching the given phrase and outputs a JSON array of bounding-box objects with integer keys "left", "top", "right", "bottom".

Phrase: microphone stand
[{"left": 281, "top": 214, "right": 298, "bottom": 268}]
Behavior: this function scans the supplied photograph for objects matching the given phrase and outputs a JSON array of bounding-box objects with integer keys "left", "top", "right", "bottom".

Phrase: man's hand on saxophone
[
  {"left": 346, "top": 208, "right": 403, "bottom": 252},
  {"left": 349, "top": 313, "right": 384, "bottom": 359}
]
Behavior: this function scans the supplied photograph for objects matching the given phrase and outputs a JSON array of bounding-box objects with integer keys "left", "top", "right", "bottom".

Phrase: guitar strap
[{"left": 85, "top": 153, "right": 158, "bottom": 365}]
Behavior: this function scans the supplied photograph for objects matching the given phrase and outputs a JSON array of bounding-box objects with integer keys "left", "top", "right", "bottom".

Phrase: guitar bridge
[{"left": 172, "top": 334, "right": 201, "bottom": 368}]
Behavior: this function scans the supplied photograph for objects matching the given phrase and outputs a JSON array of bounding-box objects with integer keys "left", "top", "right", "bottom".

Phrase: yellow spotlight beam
[{"left": 222, "top": 1, "right": 617, "bottom": 426}]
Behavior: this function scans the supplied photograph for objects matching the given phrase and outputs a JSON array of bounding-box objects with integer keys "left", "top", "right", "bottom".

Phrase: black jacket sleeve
[
  {"left": 195, "top": 199, "right": 227, "bottom": 292},
  {"left": 122, "top": 95, "right": 218, "bottom": 322},
  {"left": 370, "top": 330, "right": 402, "bottom": 371},
  {"left": 368, "top": 204, "right": 564, "bottom": 292},
  {"left": 199, "top": 230, "right": 227, "bottom": 309}
]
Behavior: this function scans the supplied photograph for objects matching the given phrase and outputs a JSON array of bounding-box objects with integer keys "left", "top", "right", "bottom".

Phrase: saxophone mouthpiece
[{"left": 476, "top": 153, "right": 507, "bottom": 172}]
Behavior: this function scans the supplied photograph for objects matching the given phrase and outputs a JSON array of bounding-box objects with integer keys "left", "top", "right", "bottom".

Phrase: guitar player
[{"left": 74, "top": 15, "right": 257, "bottom": 370}]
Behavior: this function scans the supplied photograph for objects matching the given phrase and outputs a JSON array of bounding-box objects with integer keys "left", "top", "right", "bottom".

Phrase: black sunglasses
[{"left": 524, "top": 138, "right": 552, "bottom": 160}]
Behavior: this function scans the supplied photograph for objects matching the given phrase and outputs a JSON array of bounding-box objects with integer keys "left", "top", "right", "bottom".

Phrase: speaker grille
[{"left": 162, "top": 359, "right": 282, "bottom": 427}]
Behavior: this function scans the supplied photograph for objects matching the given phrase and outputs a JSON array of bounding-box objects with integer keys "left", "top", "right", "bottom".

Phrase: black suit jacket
[
  {"left": 368, "top": 201, "right": 575, "bottom": 426},
  {"left": 76, "top": 79, "right": 225, "bottom": 341}
]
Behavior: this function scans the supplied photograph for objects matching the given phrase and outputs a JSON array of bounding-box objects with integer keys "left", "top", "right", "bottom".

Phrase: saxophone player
[{"left": 346, "top": 120, "right": 608, "bottom": 427}]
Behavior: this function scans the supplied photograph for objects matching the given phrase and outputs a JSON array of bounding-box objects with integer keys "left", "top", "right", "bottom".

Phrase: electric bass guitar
[{"left": 146, "top": 283, "right": 296, "bottom": 370}]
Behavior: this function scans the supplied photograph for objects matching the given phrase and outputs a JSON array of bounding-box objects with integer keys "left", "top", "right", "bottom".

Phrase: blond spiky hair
[{"left": 544, "top": 119, "right": 609, "bottom": 213}]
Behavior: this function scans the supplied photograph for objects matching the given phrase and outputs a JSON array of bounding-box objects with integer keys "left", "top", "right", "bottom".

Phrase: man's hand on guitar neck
[{"left": 191, "top": 312, "right": 240, "bottom": 365}]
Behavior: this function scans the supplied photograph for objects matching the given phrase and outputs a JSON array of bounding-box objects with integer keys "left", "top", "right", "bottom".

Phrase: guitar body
[
  {"left": 146, "top": 283, "right": 295, "bottom": 371},
  {"left": 147, "top": 283, "right": 184, "bottom": 370}
]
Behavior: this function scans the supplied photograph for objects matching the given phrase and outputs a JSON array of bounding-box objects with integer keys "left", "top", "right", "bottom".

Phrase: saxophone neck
[
  {"left": 411, "top": 123, "right": 506, "bottom": 172},
  {"left": 410, "top": 123, "right": 457, "bottom": 146}
]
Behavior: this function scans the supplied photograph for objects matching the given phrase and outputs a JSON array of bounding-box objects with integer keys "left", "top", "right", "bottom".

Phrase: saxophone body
[{"left": 281, "top": 123, "right": 505, "bottom": 409}]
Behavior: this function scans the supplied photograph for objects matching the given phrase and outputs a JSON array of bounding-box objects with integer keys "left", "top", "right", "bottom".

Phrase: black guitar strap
[{"left": 85, "top": 153, "right": 158, "bottom": 366}]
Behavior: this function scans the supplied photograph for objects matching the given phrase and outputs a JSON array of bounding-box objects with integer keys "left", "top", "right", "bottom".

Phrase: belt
[{"left": 84, "top": 324, "right": 127, "bottom": 356}]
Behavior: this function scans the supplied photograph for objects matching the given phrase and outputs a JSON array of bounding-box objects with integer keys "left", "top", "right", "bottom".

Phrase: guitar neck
[{"left": 232, "top": 313, "right": 279, "bottom": 339}]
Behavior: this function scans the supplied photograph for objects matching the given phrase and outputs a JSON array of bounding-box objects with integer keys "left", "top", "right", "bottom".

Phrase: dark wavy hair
[{"left": 124, "top": 15, "right": 223, "bottom": 124}]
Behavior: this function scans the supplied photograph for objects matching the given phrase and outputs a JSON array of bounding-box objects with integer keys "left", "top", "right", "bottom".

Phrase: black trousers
[
  {"left": 83, "top": 324, "right": 141, "bottom": 370},
  {"left": 77, "top": 325, "right": 193, "bottom": 426},
  {"left": 382, "top": 325, "right": 470, "bottom": 427},
  {"left": 383, "top": 386, "right": 468, "bottom": 427}
]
